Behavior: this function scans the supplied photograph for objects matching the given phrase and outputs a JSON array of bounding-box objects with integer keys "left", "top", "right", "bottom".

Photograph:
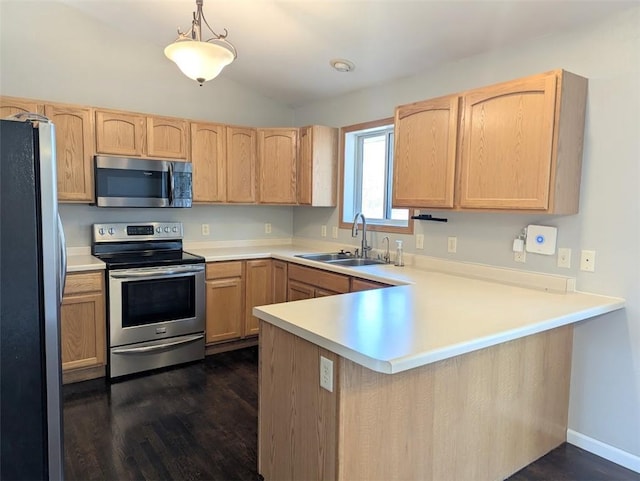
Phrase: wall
[
  {"left": 0, "top": 0, "right": 296, "bottom": 246},
  {"left": 294, "top": 7, "right": 640, "bottom": 466}
]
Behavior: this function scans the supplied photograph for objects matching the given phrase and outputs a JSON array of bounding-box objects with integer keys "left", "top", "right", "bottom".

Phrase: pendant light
[{"left": 164, "top": 0, "right": 237, "bottom": 86}]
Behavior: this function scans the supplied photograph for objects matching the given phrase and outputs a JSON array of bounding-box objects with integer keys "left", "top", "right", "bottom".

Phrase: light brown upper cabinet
[
  {"left": 298, "top": 125, "right": 338, "bottom": 206},
  {"left": 226, "top": 126, "right": 257, "bottom": 203},
  {"left": 458, "top": 70, "right": 587, "bottom": 213},
  {"left": 257, "top": 128, "right": 298, "bottom": 204},
  {"left": 393, "top": 96, "right": 459, "bottom": 208},
  {"left": 146, "top": 115, "right": 190, "bottom": 159},
  {"left": 0, "top": 96, "right": 44, "bottom": 117},
  {"left": 95, "top": 109, "right": 189, "bottom": 160},
  {"left": 191, "top": 122, "right": 227, "bottom": 202},
  {"left": 45, "top": 103, "right": 95, "bottom": 202},
  {"left": 95, "top": 110, "right": 146, "bottom": 157}
]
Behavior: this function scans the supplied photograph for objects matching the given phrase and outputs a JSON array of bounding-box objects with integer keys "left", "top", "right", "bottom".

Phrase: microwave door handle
[{"left": 168, "top": 162, "right": 174, "bottom": 206}]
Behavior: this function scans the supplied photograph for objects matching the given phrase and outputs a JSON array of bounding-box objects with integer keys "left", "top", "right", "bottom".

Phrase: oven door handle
[
  {"left": 112, "top": 334, "right": 204, "bottom": 355},
  {"left": 110, "top": 266, "right": 204, "bottom": 279}
]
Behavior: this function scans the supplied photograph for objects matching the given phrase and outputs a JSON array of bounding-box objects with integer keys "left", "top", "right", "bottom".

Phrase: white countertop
[{"left": 65, "top": 242, "right": 624, "bottom": 374}]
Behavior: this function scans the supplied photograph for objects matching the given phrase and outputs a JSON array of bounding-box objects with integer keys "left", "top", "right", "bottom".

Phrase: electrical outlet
[
  {"left": 332, "top": 226, "right": 338, "bottom": 239},
  {"left": 320, "top": 356, "right": 333, "bottom": 392},
  {"left": 580, "top": 250, "right": 596, "bottom": 272},
  {"left": 201, "top": 224, "right": 210, "bottom": 236},
  {"left": 557, "top": 248, "right": 571, "bottom": 268},
  {"left": 416, "top": 234, "right": 424, "bottom": 250},
  {"left": 321, "top": 225, "right": 327, "bottom": 237},
  {"left": 447, "top": 236, "right": 457, "bottom": 253},
  {"left": 264, "top": 223, "right": 272, "bottom": 234},
  {"left": 514, "top": 250, "right": 526, "bottom": 263}
]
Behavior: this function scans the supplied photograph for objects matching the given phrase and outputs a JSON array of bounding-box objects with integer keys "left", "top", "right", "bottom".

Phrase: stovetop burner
[{"left": 92, "top": 222, "right": 204, "bottom": 270}]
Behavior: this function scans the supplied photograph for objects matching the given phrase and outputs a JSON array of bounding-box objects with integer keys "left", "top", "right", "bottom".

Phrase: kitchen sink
[
  {"left": 295, "top": 252, "right": 353, "bottom": 261},
  {"left": 325, "top": 258, "right": 387, "bottom": 267}
]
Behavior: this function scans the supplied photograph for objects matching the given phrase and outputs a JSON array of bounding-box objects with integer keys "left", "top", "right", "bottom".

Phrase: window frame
[{"left": 339, "top": 118, "right": 414, "bottom": 235}]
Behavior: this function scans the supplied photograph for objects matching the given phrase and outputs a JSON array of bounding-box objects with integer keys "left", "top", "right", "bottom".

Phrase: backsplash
[{"left": 59, "top": 204, "right": 294, "bottom": 247}]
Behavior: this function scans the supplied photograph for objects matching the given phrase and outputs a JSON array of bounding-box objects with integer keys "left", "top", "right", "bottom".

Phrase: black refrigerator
[{"left": 0, "top": 116, "right": 66, "bottom": 480}]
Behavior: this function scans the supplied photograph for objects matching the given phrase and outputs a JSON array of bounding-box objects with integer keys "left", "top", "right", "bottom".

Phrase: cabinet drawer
[
  {"left": 64, "top": 271, "right": 104, "bottom": 296},
  {"left": 206, "top": 261, "right": 243, "bottom": 280},
  {"left": 288, "top": 264, "right": 349, "bottom": 294},
  {"left": 350, "top": 277, "right": 390, "bottom": 292}
]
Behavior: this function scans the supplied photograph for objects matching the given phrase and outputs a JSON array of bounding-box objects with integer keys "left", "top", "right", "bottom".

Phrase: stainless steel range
[{"left": 92, "top": 222, "right": 205, "bottom": 379}]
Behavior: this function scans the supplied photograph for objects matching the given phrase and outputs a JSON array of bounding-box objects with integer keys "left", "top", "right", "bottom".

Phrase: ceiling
[{"left": 59, "top": 0, "right": 637, "bottom": 107}]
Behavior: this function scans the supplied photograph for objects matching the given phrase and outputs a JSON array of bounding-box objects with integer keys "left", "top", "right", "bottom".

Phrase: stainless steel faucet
[
  {"left": 351, "top": 212, "right": 371, "bottom": 259},
  {"left": 382, "top": 236, "right": 391, "bottom": 263}
]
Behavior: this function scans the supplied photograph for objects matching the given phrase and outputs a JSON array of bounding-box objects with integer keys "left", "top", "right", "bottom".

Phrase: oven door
[{"left": 108, "top": 264, "right": 205, "bottom": 347}]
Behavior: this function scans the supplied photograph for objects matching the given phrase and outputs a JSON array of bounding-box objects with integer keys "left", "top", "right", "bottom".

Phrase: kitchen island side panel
[
  {"left": 337, "top": 324, "right": 573, "bottom": 481},
  {"left": 259, "top": 321, "right": 338, "bottom": 481}
]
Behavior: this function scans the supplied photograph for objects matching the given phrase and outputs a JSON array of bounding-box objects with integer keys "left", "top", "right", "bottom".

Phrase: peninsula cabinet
[
  {"left": 60, "top": 271, "right": 106, "bottom": 384},
  {"left": 258, "top": 128, "right": 298, "bottom": 204},
  {"left": 245, "top": 260, "right": 273, "bottom": 336},
  {"left": 259, "top": 322, "right": 573, "bottom": 481},
  {"left": 205, "top": 261, "right": 244, "bottom": 343},
  {"left": 458, "top": 70, "right": 587, "bottom": 213},
  {"left": 44, "top": 103, "right": 95, "bottom": 202},
  {"left": 191, "top": 121, "right": 227, "bottom": 202},
  {"left": 393, "top": 95, "right": 459, "bottom": 209},
  {"left": 297, "top": 125, "right": 339, "bottom": 206},
  {"left": 226, "top": 126, "right": 257, "bottom": 203},
  {"left": 95, "top": 109, "right": 190, "bottom": 160}
]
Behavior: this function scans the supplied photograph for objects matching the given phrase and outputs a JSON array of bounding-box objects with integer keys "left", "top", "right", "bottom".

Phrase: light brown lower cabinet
[
  {"left": 350, "top": 277, "right": 390, "bottom": 292},
  {"left": 287, "top": 264, "right": 350, "bottom": 300},
  {"left": 205, "top": 261, "right": 244, "bottom": 343},
  {"left": 245, "top": 260, "right": 273, "bottom": 337},
  {"left": 60, "top": 271, "right": 106, "bottom": 383},
  {"left": 272, "top": 260, "right": 288, "bottom": 303}
]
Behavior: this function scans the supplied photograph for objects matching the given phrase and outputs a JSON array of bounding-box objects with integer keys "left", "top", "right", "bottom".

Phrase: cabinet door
[
  {"left": 458, "top": 73, "right": 557, "bottom": 210},
  {"left": 272, "top": 260, "right": 288, "bottom": 304},
  {"left": 393, "top": 95, "right": 459, "bottom": 208},
  {"left": 258, "top": 128, "right": 297, "bottom": 204},
  {"left": 350, "top": 277, "right": 389, "bottom": 292},
  {"left": 147, "top": 115, "right": 190, "bottom": 159},
  {"left": 287, "top": 280, "right": 314, "bottom": 301},
  {"left": 191, "top": 122, "right": 227, "bottom": 202},
  {"left": 245, "top": 260, "right": 273, "bottom": 337},
  {"left": 44, "top": 104, "right": 95, "bottom": 203},
  {"left": 205, "top": 278, "right": 243, "bottom": 343},
  {"left": 95, "top": 110, "right": 146, "bottom": 156},
  {"left": 0, "top": 96, "right": 43, "bottom": 117},
  {"left": 226, "top": 126, "right": 257, "bottom": 202},
  {"left": 314, "top": 288, "right": 341, "bottom": 298},
  {"left": 297, "top": 125, "right": 338, "bottom": 207},
  {"left": 61, "top": 293, "right": 105, "bottom": 371}
]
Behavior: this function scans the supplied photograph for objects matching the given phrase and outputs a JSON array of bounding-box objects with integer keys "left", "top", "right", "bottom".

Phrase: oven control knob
[
  {"left": 98, "top": 228, "right": 105, "bottom": 236},
  {"left": 164, "top": 227, "right": 170, "bottom": 233},
  {"left": 156, "top": 227, "right": 162, "bottom": 234},
  {"left": 172, "top": 226, "right": 178, "bottom": 233},
  {"left": 108, "top": 228, "right": 115, "bottom": 235}
]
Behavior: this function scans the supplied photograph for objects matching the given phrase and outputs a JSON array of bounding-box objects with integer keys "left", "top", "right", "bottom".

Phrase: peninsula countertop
[{"left": 65, "top": 242, "right": 625, "bottom": 374}]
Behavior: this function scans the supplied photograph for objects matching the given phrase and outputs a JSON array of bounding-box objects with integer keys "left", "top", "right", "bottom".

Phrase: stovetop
[{"left": 92, "top": 222, "right": 205, "bottom": 270}]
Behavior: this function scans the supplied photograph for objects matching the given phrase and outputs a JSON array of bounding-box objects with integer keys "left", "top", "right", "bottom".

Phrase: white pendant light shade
[{"left": 165, "top": 40, "right": 235, "bottom": 85}]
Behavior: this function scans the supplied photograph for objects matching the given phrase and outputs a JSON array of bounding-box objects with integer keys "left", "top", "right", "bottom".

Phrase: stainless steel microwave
[{"left": 94, "top": 156, "right": 192, "bottom": 208}]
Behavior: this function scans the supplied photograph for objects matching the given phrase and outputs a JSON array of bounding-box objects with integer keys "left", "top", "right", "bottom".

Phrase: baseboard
[{"left": 567, "top": 429, "right": 640, "bottom": 473}]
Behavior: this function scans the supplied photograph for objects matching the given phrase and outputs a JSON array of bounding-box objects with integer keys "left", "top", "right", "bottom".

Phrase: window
[{"left": 340, "top": 119, "right": 412, "bottom": 234}]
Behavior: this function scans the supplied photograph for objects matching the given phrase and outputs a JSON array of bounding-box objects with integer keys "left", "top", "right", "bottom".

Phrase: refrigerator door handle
[{"left": 58, "top": 214, "right": 67, "bottom": 303}]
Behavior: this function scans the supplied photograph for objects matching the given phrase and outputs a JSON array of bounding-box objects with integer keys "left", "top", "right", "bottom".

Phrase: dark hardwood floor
[{"left": 63, "top": 347, "right": 639, "bottom": 481}]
